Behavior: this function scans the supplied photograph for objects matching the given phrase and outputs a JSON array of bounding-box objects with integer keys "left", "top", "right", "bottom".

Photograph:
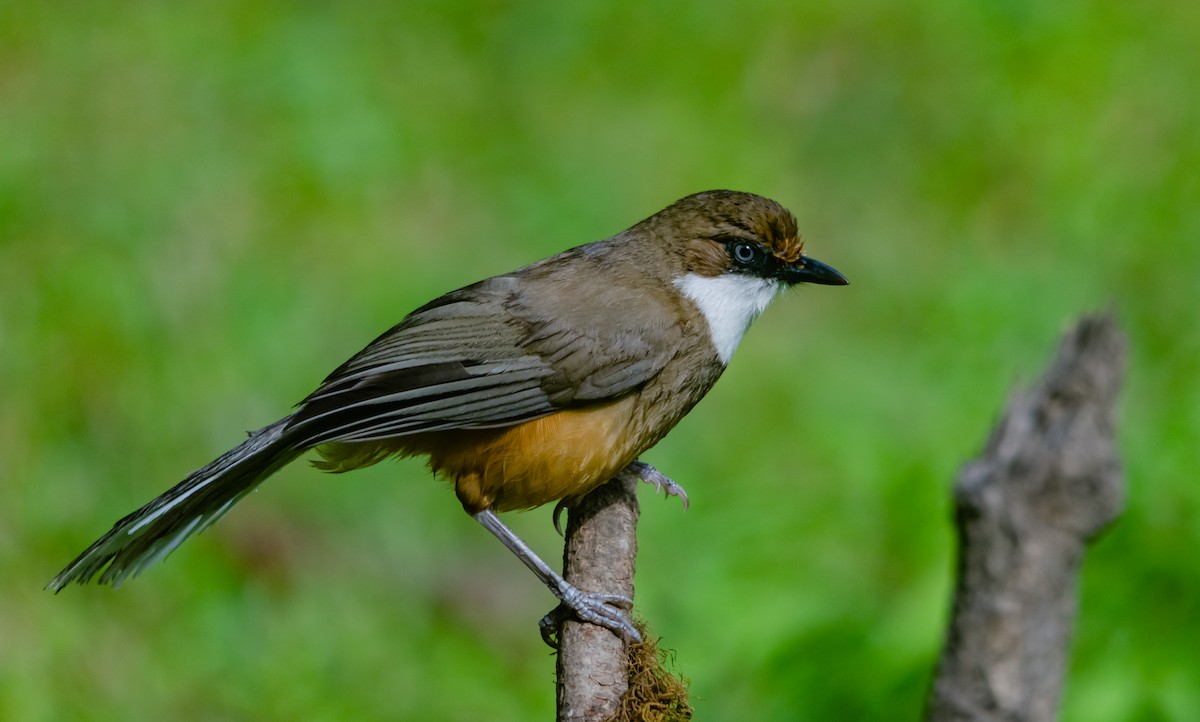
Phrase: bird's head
[
  {"left": 650, "top": 189, "right": 849, "bottom": 287},
  {"left": 640, "top": 190, "right": 848, "bottom": 363}
]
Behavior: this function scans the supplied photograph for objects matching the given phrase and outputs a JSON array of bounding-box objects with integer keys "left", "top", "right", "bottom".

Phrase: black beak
[{"left": 783, "top": 256, "right": 849, "bottom": 286}]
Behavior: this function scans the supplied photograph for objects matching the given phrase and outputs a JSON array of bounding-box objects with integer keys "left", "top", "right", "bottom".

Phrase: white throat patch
[{"left": 674, "top": 273, "right": 781, "bottom": 364}]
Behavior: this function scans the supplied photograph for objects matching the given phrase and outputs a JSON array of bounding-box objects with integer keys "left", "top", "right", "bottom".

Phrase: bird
[{"left": 48, "top": 189, "right": 848, "bottom": 643}]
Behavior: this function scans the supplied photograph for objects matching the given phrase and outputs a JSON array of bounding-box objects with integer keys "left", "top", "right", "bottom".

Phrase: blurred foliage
[{"left": 2, "top": 1, "right": 1197, "bottom": 720}]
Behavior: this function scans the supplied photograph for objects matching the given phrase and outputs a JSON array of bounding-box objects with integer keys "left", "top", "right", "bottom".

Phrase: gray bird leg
[
  {"left": 552, "top": 459, "right": 688, "bottom": 536},
  {"left": 472, "top": 508, "right": 641, "bottom": 645}
]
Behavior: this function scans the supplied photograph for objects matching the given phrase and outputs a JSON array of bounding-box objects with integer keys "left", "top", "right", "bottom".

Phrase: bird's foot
[
  {"left": 538, "top": 586, "right": 640, "bottom": 648},
  {"left": 473, "top": 508, "right": 638, "bottom": 648},
  {"left": 621, "top": 460, "right": 689, "bottom": 510},
  {"left": 551, "top": 461, "right": 687, "bottom": 536}
]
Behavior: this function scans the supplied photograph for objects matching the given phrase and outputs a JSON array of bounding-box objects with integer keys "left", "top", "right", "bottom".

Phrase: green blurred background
[{"left": 3, "top": 2, "right": 1197, "bottom": 720}]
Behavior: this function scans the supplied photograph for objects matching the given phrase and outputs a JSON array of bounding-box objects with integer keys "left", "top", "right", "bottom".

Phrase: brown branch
[
  {"left": 927, "top": 313, "right": 1127, "bottom": 721},
  {"left": 555, "top": 474, "right": 639, "bottom": 722}
]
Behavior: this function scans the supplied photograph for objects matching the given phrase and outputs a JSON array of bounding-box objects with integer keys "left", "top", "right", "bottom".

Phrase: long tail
[{"left": 48, "top": 416, "right": 302, "bottom": 591}]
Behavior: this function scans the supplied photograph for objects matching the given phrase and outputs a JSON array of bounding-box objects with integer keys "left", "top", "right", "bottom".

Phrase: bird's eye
[{"left": 732, "top": 242, "right": 758, "bottom": 265}]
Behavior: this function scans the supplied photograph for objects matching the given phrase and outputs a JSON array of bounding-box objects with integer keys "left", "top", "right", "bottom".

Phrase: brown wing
[{"left": 283, "top": 258, "right": 682, "bottom": 448}]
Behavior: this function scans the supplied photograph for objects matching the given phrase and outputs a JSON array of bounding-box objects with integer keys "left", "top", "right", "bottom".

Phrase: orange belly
[{"left": 315, "top": 393, "right": 652, "bottom": 513}]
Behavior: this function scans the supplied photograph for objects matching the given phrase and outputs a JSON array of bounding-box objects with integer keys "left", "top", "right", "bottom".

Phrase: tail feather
[{"left": 48, "top": 416, "right": 301, "bottom": 591}]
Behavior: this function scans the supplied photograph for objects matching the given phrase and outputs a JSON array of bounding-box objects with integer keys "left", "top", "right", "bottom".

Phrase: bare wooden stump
[
  {"left": 555, "top": 475, "right": 639, "bottom": 722},
  {"left": 928, "top": 313, "right": 1127, "bottom": 721}
]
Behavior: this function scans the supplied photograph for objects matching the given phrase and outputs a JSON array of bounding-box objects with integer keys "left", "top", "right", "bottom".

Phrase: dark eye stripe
[{"left": 718, "top": 237, "right": 777, "bottom": 278}]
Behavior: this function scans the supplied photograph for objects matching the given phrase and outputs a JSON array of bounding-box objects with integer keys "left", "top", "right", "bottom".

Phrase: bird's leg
[
  {"left": 619, "top": 459, "right": 690, "bottom": 510},
  {"left": 472, "top": 508, "right": 641, "bottom": 645},
  {"left": 551, "top": 460, "right": 688, "bottom": 536}
]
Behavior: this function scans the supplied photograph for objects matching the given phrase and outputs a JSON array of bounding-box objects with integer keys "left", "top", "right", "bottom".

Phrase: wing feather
[{"left": 284, "top": 258, "right": 684, "bottom": 448}]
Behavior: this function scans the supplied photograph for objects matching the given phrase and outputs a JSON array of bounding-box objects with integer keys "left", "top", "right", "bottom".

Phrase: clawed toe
[
  {"left": 539, "top": 604, "right": 571, "bottom": 647},
  {"left": 538, "top": 589, "right": 641, "bottom": 648},
  {"left": 622, "top": 460, "right": 689, "bottom": 510},
  {"left": 552, "top": 499, "right": 570, "bottom": 536}
]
